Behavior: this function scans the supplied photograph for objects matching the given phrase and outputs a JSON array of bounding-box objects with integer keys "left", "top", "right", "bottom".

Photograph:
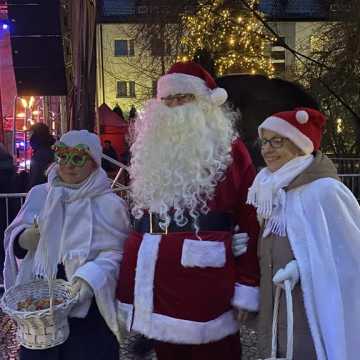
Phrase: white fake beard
[{"left": 130, "top": 99, "right": 236, "bottom": 228}]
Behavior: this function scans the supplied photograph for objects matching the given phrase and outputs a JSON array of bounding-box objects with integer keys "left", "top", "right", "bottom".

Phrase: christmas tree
[{"left": 181, "top": 0, "right": 274, "bottom": 76}]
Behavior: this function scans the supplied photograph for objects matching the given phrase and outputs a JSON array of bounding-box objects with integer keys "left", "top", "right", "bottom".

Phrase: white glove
[
  {"left": 71, "top": 278, "right": 93, "bottom": 303},
  {"left": 232, "top": 231, "right": 249, "bottom": 257},
  {"left": 18, "top": 225, "right": 40, "bottom": 251},
  {"left": 273, "top": 260, "right": 299, "bottom": 290}
]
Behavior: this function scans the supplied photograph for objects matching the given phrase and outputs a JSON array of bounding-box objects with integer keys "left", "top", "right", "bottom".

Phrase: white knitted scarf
[
  {"left": 33, "top": 164, "right": 111, "bottom": 279},
  {"left": 247, "top": 155, "right": 313, "bottom": 237}
]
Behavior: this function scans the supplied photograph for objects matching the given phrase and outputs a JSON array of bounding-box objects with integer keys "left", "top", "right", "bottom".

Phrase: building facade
[
  {"left": 97, "top": 0, "right": 179, "bottom": 115},
  {"left": 268, "top": 21, "right": 323, "bottom": 78},
  {"left": 96, "top": 0, "right": 331, "bottom": 112},
  {"left": 260, "top": 0, "right": 344, "bottom": 78}
]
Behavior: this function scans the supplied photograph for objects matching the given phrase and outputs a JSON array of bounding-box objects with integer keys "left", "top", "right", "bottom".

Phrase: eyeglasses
[
  {"left": 53, "top": 143, "right": 92, "bottom": 167},
  {"left": 258, "top": 137, "right": 288, "bottom": 149},
  {"left": 161, "top": 94, "right": 195, "bottom": 103}
]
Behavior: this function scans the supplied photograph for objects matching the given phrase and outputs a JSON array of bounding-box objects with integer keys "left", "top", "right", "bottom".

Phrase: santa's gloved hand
[
  {"left": 232, "top": 228, "right": 249, "bottom": 257},
  {"left": 18, "top": 225, "right": 40, "bottom": 251},
  {"left": 273, "top": 260, "right": 299, "bottom": 290},
  {"left": 71, "top": 278, "right": 93, "bottom": 303}
]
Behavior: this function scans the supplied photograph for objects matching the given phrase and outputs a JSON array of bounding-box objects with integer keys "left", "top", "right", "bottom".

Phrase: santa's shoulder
[{"left": 231, "top": 137, "right": 253, "bottom": 165}]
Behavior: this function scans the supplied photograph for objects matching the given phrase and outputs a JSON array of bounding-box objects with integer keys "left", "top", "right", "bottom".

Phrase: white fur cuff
[{"left": 232, "top": 283, "right": 260, "bottom": 312}]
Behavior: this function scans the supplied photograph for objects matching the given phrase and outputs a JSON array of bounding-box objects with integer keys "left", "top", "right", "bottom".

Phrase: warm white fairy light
[{"left": 180, "top": 0, "right": 274, "bottom": 77}]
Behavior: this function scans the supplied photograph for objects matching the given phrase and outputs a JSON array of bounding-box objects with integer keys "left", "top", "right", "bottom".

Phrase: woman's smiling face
[{"left": 260, "top": 129, "right": 303, "bottom": 172}]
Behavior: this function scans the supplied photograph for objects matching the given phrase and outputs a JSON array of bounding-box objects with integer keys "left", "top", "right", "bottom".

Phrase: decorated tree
[{"left": 181, "top": 0, "right": 274, "bottom": 76}]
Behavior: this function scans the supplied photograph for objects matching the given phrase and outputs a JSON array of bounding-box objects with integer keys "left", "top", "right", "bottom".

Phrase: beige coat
[{"left": 257, "top": 152, "right": 339, "bottom": 359}]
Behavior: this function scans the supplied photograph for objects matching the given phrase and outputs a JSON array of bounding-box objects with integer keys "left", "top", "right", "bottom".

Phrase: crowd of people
[{"left": 2, "top": 61, "right": 360, "bottom": 360}]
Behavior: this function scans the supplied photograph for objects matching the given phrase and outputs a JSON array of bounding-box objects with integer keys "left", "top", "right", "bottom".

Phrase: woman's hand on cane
[{"left": 273, "top": 260, "right": 299, "bottom": 290}]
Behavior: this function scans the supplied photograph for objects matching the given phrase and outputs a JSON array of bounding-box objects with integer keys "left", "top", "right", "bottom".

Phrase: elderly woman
[
  {"left": 247, "top": 108, "right": 360, "bottom": 360},
  {"left": 4, "top": 130, "right": 129, "bottom": 360}
]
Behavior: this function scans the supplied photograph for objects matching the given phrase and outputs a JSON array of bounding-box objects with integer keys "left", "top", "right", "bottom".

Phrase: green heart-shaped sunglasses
[{"left": 53, "top": 142, "right": 92, "bottom": 167}]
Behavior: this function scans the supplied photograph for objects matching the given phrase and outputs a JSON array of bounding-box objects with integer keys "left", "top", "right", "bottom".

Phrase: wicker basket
[{"left": 0, "top": 279, "right": 77, "bottom": 350}]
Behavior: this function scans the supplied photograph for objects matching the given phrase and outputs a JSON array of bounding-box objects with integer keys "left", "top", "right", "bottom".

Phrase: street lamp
[
  {"left": 0, "top": 20, "right": 9, "bottom": 31},
  {"left": 19, "top": 96, "right": 35, "bottom": 171}
]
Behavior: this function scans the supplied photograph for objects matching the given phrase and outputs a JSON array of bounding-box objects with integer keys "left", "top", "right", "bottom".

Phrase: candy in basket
[{"left": 0, "top": 279, "right": 78, "bottom": 350}]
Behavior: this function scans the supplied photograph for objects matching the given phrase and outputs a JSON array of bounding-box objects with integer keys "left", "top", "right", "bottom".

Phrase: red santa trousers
[{"left": 154, "top": 332, "right": 242, "bottom": 360}]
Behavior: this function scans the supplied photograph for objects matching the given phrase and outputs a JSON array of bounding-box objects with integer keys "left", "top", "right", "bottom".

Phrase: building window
[
  {"left": 129, "top": 81, "right": 136, "bottom": 97},
  {"left": 116, "top": 81, "right": 136, "bottom": 98},
  {"left": 151, "top": 37, "right": 171, "bottom": 57},
  {"left": 272, "top": 62, "right": 286, "bottom": 73},
  {"left": 271, "top": 36, "right": 286, "bottom": 74},
  {"left": 137, "top": 5, "right": 148, "bottom": 15},
  {"left": 114, "top": 39, "right": 135, "bottom": 56},
  {"left": 152, "top": 80, "right": 157, "bottom": 97}
]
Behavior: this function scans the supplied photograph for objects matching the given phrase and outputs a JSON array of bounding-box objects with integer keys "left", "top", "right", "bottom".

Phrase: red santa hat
[
  {"left": 157, "top": 61, "right": 228, "bottom": 106},
  {"left": 258, "top": 108, "right": 326, "bottom": 154}
]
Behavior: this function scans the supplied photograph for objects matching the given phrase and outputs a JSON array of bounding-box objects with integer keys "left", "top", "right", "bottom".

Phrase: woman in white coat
[
  {"left": 4, "top": 130, "right": 130, "bottom": 360},
  {"left": 247, "top": 108, "right": 360, "bottom": 360}
]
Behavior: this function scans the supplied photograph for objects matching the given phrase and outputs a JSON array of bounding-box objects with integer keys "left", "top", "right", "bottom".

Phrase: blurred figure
[
  {"left": 0, "top": 143, "right": 16, "bottom": 280},
  {"left": 113, "top": 103, "right": 124, "bottom": 119},
  {"left": 128, "top": 105, "right": 137, "bottom": 122},
  {"left": 119, "top": 141, "right": 130, "bottom": 167},
  {"left": 29, "top": 123, "right": 55, "bottom": 188},
  {"left": 101, "top": 140, "right": 118, "bottom": 172}
]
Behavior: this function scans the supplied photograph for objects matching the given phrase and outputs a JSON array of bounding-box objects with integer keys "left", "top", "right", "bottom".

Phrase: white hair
[{"left": 130, "top": 98, "right": 237, "bottom": 229}]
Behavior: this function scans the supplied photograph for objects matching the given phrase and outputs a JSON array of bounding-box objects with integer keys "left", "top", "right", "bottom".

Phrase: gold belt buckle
[{"left": 149, "top": 212, "right": 168, "bottom": 235}]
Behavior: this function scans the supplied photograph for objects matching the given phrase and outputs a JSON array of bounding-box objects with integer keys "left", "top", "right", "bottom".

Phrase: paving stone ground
[
  {"left": 0, "top": 311, "right": 18, "bottom": 360},
  {"left": 0, "top": 309, "right": 258, "bottom": 360}
]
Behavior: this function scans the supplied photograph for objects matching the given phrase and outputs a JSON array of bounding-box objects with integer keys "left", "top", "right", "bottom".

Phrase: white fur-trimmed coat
[
  {"left": 4, "top": 182, "right": 130, "bottom": 341},
  {"left": 286, "top": 177, "right": 360, "bottom": 360}
]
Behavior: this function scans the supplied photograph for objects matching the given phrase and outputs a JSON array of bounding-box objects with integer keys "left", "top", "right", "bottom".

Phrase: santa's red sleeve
[{"left": 230, "top": 139, "right": 260, "bottom": 312}]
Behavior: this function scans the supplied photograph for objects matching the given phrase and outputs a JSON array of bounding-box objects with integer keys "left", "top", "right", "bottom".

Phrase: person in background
[
  {"left": 128, "top": 105, "right": 137, "bottom": 122},
  {"left": 113, "top": 104, "right": 124, "bottom": 120},
  {"left": 101, "top": 139, "right": 119, "bottom": 173},
  {"left": 119, "top": 142, "right": 130, "bottom": 167},
  {"left": 4, "top": 130, "right": 130, "bottom": 360},
  {"left": 248, "top": 108, "right": 360, "bottom": 359},
  {"left": 0, "top": 143, "right": 16, "bottom": 282},
  {"left": 116, "top": 61, "right": 260, "bottom": 360},
  {"left": 29, "top": 123, "right": 55, "bottom": 188}
]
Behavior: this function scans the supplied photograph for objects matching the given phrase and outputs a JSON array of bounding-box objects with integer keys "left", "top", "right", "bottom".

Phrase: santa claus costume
[
  {"left": 249, "top": 108, "right": 360, "bottom": 359},
  {"left": 116, "top": 62, "right": 260, "bottom": 359}
]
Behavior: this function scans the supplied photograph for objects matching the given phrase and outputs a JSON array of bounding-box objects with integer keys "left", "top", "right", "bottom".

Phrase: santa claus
[{"left": 116, "top": 61, "right": 260, "bottom": 359}]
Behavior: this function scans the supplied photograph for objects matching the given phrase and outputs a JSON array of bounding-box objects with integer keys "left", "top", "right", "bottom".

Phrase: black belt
[{"left": 133, "top": 211, "right": 233, "bottom": 234}]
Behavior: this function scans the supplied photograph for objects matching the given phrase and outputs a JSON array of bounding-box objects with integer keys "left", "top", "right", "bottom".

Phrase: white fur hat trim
[
  {"left": 157, "top": 73, "right": 228, "bottom": 106},
  {"left": 259, "top": 116, "right": 314, "bottom": 154}
]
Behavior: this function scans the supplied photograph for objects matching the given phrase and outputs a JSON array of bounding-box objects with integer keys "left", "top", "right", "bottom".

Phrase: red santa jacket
[{"left": 116, "top": 138, "right": 260, "bottom": 344}]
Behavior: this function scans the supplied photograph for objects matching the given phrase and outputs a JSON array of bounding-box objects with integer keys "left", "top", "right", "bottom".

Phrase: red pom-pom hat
[
  {"left": 157, "top": 61, "right": 228, "bottom": 106},
  {"left": 258, "top": 107, "right": 326, "bottom": 154}
]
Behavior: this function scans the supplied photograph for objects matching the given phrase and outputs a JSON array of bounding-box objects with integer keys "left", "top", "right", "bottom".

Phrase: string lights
[{"left": 181, "top": 0, "right": 275, "bottom": 76}]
